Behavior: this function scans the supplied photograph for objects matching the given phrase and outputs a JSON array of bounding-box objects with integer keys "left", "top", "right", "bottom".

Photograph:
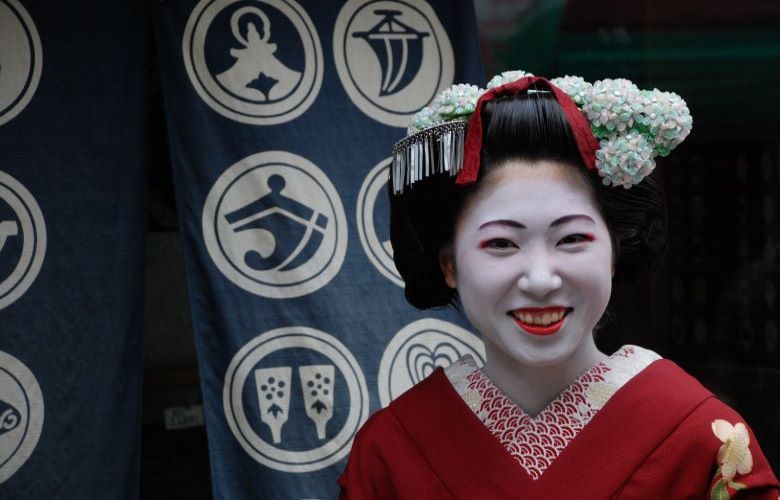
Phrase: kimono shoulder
[
  {"left": 337, "top": 369, "right": 461, "bottom": 499},
  {"left": 615, "top": 369, "right": 779, "bottom": 499}
]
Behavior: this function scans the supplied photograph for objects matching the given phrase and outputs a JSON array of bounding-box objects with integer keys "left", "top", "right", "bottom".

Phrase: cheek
[
  {"left": 580, "top": 269, "right": 612, "bottom": 305},
  {"left": 567, "top": 247, "right": 613, "bottom": 310},
  {"left": 454, "top": 248, "right": 512, "bottom": 302}
]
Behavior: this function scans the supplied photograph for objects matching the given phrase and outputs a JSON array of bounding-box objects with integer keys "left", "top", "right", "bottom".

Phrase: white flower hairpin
[{"left": 393, "top": 71, "right": 692, "bottom": 193}]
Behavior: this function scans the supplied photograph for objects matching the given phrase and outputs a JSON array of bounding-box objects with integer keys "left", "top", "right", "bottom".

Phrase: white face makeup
[{"left": 441, "top": 161, "right": 613, "bottom": 368}]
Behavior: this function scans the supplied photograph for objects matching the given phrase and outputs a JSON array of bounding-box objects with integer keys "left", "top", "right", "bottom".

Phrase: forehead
[{"left": 461, "top": 161, "right": 601, "bottom": 221}]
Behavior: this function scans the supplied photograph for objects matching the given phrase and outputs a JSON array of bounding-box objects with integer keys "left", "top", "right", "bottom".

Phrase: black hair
[{"left": 390, "top": 91, "right": 667, "bottom": 309}]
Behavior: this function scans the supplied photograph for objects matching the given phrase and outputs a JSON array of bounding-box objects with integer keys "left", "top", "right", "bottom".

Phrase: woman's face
[{"left": 440, "top": 161, "right": 613, "bottom": 367}]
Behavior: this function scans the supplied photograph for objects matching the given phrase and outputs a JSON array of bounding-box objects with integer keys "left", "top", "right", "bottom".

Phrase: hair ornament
[
  {"left": 549, "top": 75, "right": 592, "bottom": 106},
  {"left": 407, "top": 83, "right": 484, "bottom": 134},
  {"left": 391, "top": 120, "right": 466, "bottom": 194},
  {"left": 580, "top": 79, "right": 692, "bottom": 187},
  {"left": 391, "top": 71, "right": 692, "bottom": 193},
  {"left": 595, "top": 133, "right": 655, "bottom": 187},
  {"left": 393, "top": 83, "right": 482, "bottom": 194},
  {"left": 486, "top": 70, "right": 535, "bottom": 89}
]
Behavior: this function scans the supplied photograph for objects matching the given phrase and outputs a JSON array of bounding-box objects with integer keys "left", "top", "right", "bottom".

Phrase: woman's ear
[{"left": 438, "top": 250, "right": 457, "bottom": 289}]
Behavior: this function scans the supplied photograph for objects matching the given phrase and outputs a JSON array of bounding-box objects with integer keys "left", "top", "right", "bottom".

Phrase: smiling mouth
[{"left": 508, "top": 306, "right": 571, "bottom": 336}]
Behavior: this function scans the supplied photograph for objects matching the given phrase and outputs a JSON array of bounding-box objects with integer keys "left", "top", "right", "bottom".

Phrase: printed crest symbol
[
  {"left": 183, "top": 0, "right": 323, "bottom": 125},
  {"left": 216, "top": 6, "right": 301, "bottom": 102},
  {"left": 224, "top": 327, "right": 369, "bottom": 473},
  {"left": 0, "top": 350, "right": 44, "bottom": 484},
  {"left": 334, "top": 0, "right": 454, "bottom": 127},
  {"left": 352, "top": 9, "right": 428, "bottom": 97},
  {"left": 0, "top": 170, "right": 46, "bottom": 310},
  {"left": 0, "top": 0, "right": 43, "bottom": 126},
  {"left": 356, "top": 158, "right": 402, "bottom": 286},
  {"left": 253, "top": 364, "right": 335, "bottom": 444},
  {"left": 406, "top": 342, "right": 460, "bottom": 382},
  {"left": 203, "top": 151, "right": 347, "bottom": 298},
  {"left": 254, "top": 366, "right": 291, "bottom": 443},
  {"left": 378, "top": 318, "right": 484, "bottom": 407},
  {"left": 0, "top": 401, "right": 22, "bottom": 437},
  {"left": 224, "top": 174, "right": 328, "bottom": 273}
]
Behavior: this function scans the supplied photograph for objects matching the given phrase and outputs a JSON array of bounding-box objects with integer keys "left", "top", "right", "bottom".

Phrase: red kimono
[{"left": 339, "top": 348, "right": 778, "bottom": 499}]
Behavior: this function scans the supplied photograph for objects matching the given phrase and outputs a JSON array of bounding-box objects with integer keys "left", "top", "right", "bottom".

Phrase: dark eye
[
  {"left": 480, "top": 238, "right": 517, "bottom": 250},
  {"left": 558, "top": 234, "right": 593, "bottom": 245}
]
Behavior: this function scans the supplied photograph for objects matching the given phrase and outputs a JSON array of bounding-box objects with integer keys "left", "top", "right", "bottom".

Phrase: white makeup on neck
[{"left": 440, "top": 161, "right": 613, "bottom": 414}]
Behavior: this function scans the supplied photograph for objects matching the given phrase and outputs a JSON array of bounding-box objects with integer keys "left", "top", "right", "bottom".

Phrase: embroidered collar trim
[{"left": 443, "top": 345, "right": 661, "bottom": 480}]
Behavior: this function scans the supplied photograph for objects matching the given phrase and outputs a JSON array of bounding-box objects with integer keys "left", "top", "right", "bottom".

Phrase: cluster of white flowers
[
  {"left": 583, "top": 79, "right": 640, "bottom": 136},
  {"left": 567, "top": 78, "right": 692, "bottom": 186},
  {"left": 635, "top": 88, "right": 693, "bottom": 156},
  {"left": 405, "top": 70, "right": 692, "bottom": 188},
  {"left": 407, "top": 83, "right": 484, "bottom": 134},
  {"left": 595, "top": 134, "right": 655, "bottom": 189},
  {"left": 486, "top": 70, "right": 534, "bottom": 89},
  {"left": 550, "top": 75, "right": 592, "bottom": 106}
]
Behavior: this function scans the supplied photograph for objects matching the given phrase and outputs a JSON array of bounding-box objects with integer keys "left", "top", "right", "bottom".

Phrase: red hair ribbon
[{"left": 455, "top": 76, "right": 599, "bottom": 185}]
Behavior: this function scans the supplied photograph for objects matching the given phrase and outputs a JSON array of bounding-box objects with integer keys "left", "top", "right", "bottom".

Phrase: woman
[{"left": 338, "top": 72, "right": 779, "bottom": 498}]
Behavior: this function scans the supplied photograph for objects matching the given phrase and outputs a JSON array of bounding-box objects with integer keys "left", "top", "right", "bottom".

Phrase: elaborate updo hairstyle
[{"left": 390, "top": 92, "right": 668, "bottom": 309}]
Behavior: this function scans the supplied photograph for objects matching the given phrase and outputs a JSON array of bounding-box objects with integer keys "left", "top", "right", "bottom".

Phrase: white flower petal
[
  {"left": 734, "top": 422, "right": 751, "bottom": 447},
  {"left": 737, "top": 450, "right": 753, "bottom": 475},
  {"left": 712, "top": 419, "right": 735, "bottom": 443}
]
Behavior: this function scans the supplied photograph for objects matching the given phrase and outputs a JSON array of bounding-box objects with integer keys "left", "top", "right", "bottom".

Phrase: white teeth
[{"left": 513, "top": 309, "right": 567, "bottom": 326}]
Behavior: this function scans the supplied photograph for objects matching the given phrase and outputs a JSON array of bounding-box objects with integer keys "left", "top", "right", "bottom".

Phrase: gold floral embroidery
[
  {"left": 585, "top": 381, "right": 617, "bottom": 409},
  {"left": 462, "top": 389, "right": 482, "bottom": 412},
  {"left": 710, "top": 419, "right": 753, "bottom": 499}
]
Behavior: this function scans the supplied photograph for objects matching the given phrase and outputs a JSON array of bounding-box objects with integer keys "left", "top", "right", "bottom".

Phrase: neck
[{"left": 482, "top": 336, "right": 606, "bottom": 417}]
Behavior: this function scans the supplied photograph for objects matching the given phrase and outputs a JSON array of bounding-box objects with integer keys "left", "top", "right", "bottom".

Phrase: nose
[{"left": 516, "top": 249, "right": 562, "bottom": 297}]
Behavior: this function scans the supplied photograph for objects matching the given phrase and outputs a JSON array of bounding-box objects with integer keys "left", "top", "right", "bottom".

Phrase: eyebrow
[
  {"left": 478, "top": 214, "right": 595, "bottom": 230},
  {"left": 550, "top": 214, "right": 596, "bottom": 227},
  {"left": 478, "top": 219, "right": 526, "bottom": 230}
]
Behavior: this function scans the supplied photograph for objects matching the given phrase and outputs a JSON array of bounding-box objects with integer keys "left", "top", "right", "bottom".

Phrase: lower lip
[{"left": 511, "top": 314, "right": 566, "bottom": 336}]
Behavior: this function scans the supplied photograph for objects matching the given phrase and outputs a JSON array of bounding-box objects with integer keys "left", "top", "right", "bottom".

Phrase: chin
[
  {"left": 511, "top": 349, "right": 570, "bottom": 368},
  {"left": 499, "top": 340, "right": 571, "bottom": 367},
  {"left": 500, "top": 330, "right": 589, "bottom": 368}
]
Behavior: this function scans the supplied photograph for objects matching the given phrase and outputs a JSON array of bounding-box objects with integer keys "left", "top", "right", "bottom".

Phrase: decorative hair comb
[{"left": 391, "top": 70, "right": 692, "bottom": 193}]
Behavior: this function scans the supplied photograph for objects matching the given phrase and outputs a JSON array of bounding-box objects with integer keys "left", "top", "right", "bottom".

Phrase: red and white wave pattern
[{"left": 464, "top": 347, "right": 636, "bottom": 480}]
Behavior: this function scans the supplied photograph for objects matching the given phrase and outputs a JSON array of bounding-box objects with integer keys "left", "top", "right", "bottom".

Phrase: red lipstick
[{"left": 509, "top": 307, "right": 569, "bottom": 336}]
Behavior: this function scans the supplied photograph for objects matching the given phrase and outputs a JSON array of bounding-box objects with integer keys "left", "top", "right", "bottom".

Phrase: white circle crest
[
  {"left": 203, "top": 151, "right": 347, "bottom": 298},
  {"left": 356, "top": 158, "right": 402, "bottom": 287},
  {"left": 0, "top": 170, "right": 46, "bottom": 310},
  {"left": 223, "top": 327, "right": 369, "bottom": 472},
  {"left": 0, "top": 350, "right": 44, "bottom": 484},
  {"left": 333, "top": 0, "right": 454, "bottom": 127},
  {"left": 183, "top": 0, "right": 323, "bottom": 125},
  {"left": 378, "top": 318, "right": 484, "bottom": 407},
  {"left": 0, "top": 0, "right": 43, "bottom": 125}
]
